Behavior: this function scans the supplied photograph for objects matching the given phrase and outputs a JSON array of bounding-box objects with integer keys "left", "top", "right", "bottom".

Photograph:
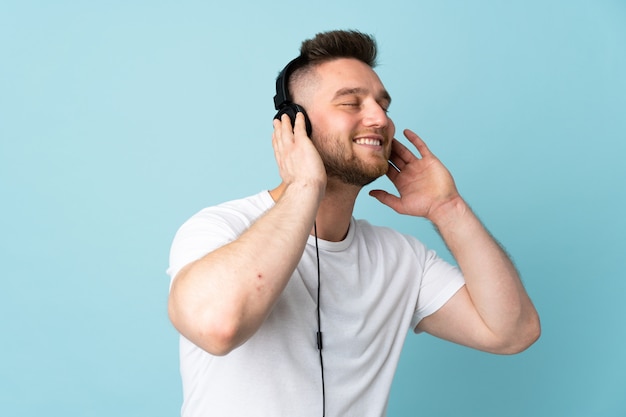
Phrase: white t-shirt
[{"left": 168, "top": 191, "right": 465, "bottom": 417}]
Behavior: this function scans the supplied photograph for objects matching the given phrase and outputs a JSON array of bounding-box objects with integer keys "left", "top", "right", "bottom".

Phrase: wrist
[
  {"left": 286, "top": 179, "right": 326, "bottom": 200},
  {"left": 271, "top": 179, "right": 325, "bottom": 207},
  {"left": 428, "top": 194, "right": 469, "bottom": 230}
]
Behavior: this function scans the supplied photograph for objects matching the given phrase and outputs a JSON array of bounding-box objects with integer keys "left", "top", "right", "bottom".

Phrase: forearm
[
  {"left": 169, "top": 183, "right": 322, "bottom": 355},
  {"left": 431, "top": 196, "right": 540, "bottom": 348}
]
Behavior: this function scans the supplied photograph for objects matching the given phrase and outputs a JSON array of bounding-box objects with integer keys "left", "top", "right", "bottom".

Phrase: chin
[
  {"left": 329, "top": 166, "right": 387, "bottom": 187},
  {"left": 322, "top": 152, "right": 389, "bottom": 187}
]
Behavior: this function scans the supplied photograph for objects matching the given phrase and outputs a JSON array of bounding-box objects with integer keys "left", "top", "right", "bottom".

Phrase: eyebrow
[{"left": 332, "top": 87, "right": 392, "bottom": 105}]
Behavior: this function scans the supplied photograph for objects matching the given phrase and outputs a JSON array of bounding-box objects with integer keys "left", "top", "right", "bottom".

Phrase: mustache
[{"left": 352, "top": 127, "right": 393, "bottom": 143}]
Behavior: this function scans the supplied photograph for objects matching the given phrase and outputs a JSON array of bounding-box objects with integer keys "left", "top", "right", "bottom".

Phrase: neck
[{"left": 270, "top": 179, "right": 361, "bottom": 242}]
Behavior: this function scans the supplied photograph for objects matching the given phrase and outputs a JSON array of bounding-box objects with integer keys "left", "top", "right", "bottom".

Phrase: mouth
[{"left": 353, "top": 136, "right": 383, "bottom": 147}]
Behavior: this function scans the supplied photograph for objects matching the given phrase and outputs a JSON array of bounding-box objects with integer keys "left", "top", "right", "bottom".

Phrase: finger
[
  {"left": 293, "top": 112, "right": 308, "bottom": 140},
  {"left": 277, "top": 114, "right": 294, "bottom": 143},
  {"left": 273, "top": 115, "right": 293, "bottom": 157},
  {"left": 388, "top": 151, "right": 405, "bottom": 172},
  {"left": 389, "top": 138, "right": 416, "bottom": 168},
  {"left": 272, "top": 118, "right": 282, "bottom": 150},
  {"left": 403, "top": 129, "right": 432, "bottom": 158},
  {"left": 385, "top": 160, "right": 401, "bottom": 182}
]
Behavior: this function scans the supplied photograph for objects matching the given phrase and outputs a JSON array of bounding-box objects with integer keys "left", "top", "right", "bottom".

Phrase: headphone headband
[
  {"left": 273, "top": 55, "right": 313, "bottom": 137},
  {"left": 273, "top": 56, "right": 306, "bottom": 110}
]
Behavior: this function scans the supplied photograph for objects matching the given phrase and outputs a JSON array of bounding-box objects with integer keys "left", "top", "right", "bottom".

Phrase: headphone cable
[{"left": 313, "top": 222, "right": 325, "bottom": 417}]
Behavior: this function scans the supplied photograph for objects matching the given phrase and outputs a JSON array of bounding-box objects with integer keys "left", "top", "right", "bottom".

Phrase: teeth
[{"left": 354, "top": 138, "right": 381, "bottom": 146}]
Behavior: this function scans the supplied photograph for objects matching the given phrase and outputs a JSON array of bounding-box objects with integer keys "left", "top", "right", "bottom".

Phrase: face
[{"left": 295, "top": 58, "right": 396, "bottom": 187}]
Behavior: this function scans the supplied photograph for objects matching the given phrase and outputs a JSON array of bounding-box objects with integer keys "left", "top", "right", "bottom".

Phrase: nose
[{"left": 362, "top": 100, "right": 389, "bottom": 128}]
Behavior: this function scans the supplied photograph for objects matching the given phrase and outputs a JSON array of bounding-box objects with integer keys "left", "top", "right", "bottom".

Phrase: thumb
[{"left": 369, "top": 190, "right": 402, "bottom": 212}]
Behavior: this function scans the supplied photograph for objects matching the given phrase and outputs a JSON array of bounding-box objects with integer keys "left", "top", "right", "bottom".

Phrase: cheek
[
  {"left": 387, "top": 117, "right": 396, "bottom": 137},
  {"left": 311, "top": 112, "right": 353, "bottom": 138}
]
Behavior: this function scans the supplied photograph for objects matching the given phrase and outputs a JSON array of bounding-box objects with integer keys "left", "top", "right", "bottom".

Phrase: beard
[{"left": 313, "top": 131, "right": 390, "bottom": 187}]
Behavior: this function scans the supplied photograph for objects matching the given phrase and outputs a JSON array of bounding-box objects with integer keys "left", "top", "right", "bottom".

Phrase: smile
[{"left": 353, "top": 137, "right": 382, "bottom": 146}]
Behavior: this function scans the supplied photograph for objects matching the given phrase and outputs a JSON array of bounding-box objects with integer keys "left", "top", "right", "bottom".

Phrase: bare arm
[
  {"left": 370, "top": 129, "right": 540, "bottom": 354},
  {"left": 168, "top": 113, "right": 326, "bottom": 355}
]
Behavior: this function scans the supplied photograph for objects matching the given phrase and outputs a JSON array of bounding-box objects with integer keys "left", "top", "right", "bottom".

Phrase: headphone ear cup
[{"left": 274, "top": 104, "right": 313, "bottom": 137}]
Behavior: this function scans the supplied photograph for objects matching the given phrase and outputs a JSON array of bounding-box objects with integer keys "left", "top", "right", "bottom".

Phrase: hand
[
  {"left": 369, "top": 129, "right": 460, "bottom": 221},
  {"left": 272, "top": 113, "right": 326, "bottom": 190}
]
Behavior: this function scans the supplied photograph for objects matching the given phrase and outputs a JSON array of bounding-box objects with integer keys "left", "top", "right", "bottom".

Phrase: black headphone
[{"left": 273, "top": 56, "right": 313, "bottom": 137}]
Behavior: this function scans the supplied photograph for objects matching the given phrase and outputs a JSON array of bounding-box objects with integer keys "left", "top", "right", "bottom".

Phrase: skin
[{"left": 168, "top": 58, "right": 540, "bottom": 356}]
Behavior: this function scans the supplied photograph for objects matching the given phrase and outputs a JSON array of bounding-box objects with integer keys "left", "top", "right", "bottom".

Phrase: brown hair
[
  {"left": 299, "top": 30, "right": 378, "bottom": 68},
  {"left": 285, "top": 30, "right": 378, "bottom": 100}
]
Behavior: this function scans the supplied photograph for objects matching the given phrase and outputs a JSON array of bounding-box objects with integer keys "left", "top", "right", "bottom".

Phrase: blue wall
[{"left": 1, "top": 1, "right": 624, "bottom": 415}]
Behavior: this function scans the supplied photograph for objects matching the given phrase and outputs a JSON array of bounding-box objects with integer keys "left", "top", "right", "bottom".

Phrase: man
[{"left": 167, "top": 30, "right": 540, "bottom": 416}]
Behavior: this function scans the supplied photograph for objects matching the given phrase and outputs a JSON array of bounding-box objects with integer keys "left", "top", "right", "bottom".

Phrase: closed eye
[
  {"left": 379, "top": 99, "right": 391, "bottom": 113},
  {"left": 338, "top": 101, "right": 362, "bottom": 111}
]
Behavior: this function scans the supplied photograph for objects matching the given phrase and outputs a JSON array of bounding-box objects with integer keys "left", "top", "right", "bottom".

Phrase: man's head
[
  {"left": 274, "top": 31, "right": 378, "bottom": 136},
  {"left": 277, "top": 30, "right": 395, "bottom": 187}
]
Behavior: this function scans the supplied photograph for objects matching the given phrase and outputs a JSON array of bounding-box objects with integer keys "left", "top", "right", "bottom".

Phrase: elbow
[
  {"left": 168, "top": 297, "right": 242, "bottom": 356},
  {"left": 196, "top": 321, "right": 242, "bottom": 356},
  {"left": 515, "top": 309, "right": 542, "bottom": 353},
  {"left": 195, "top": 316, "right": 242, "bottom": 356},
  {"left": 495, "top": 312, "right": 542, "bottom": 355}
]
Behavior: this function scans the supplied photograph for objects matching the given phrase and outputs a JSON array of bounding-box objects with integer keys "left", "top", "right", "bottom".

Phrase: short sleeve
[
  {"left": 410, "top": 249, "right": 465, "bottom": 331},
  {"left": 167, "top": 210, "right": 240, "bottom": 287},
  {"left": 166, "top": 192, "right": 274, "bottom": 287}
]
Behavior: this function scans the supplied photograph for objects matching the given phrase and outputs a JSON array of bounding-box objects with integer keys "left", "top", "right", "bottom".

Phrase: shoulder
[
  {"left": 167, "top": 191, "right": 273, "bottom": 278},
  {"left": 181, "top": 191, "right": 274, "bottom": 234}
]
